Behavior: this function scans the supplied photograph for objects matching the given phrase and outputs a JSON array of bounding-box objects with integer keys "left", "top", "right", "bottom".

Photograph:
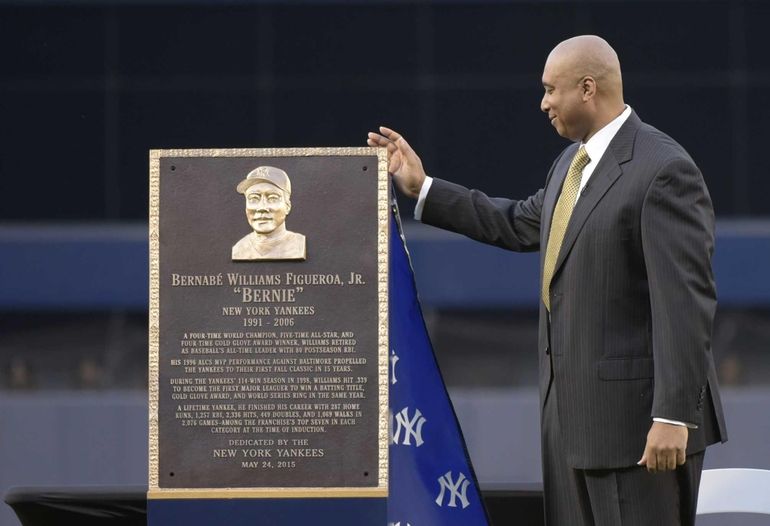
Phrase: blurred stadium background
[{"left": 1, "top": 1, "right": 769, "bottom": 525}]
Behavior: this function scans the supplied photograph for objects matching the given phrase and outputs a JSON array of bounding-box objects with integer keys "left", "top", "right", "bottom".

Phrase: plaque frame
[{"left": 148, "top": 147, "right": 389, "bottom": 500}]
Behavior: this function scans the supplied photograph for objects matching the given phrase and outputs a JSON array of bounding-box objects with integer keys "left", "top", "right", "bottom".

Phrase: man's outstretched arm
[{"left": 368, "top": 126, "right": 551, "bottom": 252}]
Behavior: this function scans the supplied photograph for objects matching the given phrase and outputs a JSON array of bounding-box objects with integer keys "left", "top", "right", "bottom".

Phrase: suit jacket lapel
[{"left": 551, "top": 112, "right": 641, "bottom": 278}]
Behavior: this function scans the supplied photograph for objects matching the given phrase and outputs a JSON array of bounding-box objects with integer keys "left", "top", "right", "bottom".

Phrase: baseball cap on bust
[{"left": 236, "top": 166, "right": 291, "bottom": 195}]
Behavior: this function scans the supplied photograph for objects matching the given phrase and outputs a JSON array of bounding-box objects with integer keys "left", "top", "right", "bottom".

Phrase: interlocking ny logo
[
  {"left": 392, "top": 407, "right": 427, "bottom": 447},
  {"left": 390, "top": 349, "right": 400, "bottom": 385},
  {"left": 388, "top": 523, "right": 412, "bottom": 526},
  {"left": 435, "top": 471, "right": 471, "bottom": 509}
]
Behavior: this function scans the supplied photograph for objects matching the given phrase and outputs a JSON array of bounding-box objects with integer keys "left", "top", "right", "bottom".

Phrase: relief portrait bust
[{"left": 231, "top": 166, "right": 306, "bottom": 261}]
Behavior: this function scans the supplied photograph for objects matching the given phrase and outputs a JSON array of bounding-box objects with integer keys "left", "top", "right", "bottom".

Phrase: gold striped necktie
[{"left": 542, "top": 146, "right": 590, "bottom": 311}]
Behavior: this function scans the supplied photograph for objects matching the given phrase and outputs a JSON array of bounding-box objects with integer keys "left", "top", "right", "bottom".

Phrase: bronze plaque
[{"left": 148, "top": 148, "right": 388, "bottom": 499}]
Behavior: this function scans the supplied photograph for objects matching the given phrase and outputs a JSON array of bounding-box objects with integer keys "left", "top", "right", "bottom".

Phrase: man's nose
[{"left": 540, "top": 95, "right": 549, "bottom": 113}]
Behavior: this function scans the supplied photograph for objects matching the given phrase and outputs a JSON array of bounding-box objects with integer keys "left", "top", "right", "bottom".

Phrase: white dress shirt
[
  {"left": 576, "top": 105, "right": 632, "bottom": 199},
  {"left": 412, "top": 106, "right": 695, "bottom": 429}
]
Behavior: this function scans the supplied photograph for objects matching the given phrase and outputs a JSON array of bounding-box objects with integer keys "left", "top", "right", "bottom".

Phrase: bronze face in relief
[{"left": 232, "top": 166, "right": 306, "bottom": 261}]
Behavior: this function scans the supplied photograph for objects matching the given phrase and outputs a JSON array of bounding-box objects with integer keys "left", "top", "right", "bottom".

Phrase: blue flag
[{"left": 388, "top": 206, "right": 490, "bottom": 526}]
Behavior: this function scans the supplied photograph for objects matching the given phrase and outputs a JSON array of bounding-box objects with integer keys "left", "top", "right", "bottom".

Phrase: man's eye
[{"left": 268, "top": 196, "right": 279, "bottom": 202}]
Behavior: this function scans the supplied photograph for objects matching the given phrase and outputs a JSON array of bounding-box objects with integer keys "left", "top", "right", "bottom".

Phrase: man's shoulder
[
  {"left": 232, "top": 232, "right": 257, "bottom": 259},
  {"left": 634, "top": 119, "right": 696, "bottom": 169},
  {"left": 626, "top": 120, "right": 708, "bottom": 197},
  {"left": 276, "top": 230, "right": 306, "bottom": 260},
  {"left": 286, "top": 231, "right": 305, "bottom": 243},
  {"left": 233, "top": 232, "right": 256, "bottom": 249}
]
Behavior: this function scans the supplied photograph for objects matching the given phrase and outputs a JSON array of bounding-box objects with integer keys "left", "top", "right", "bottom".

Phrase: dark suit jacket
[{"left": 422, "top": 111, "right": 727, "bottom": 469}]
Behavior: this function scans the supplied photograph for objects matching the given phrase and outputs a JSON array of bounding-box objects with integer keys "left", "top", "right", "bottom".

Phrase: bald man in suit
[{"left": 369, "top": 35, "right": 726, "bottom": 525}]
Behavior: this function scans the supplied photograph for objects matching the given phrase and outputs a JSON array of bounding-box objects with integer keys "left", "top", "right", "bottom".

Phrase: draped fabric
[{"left": 388, "top": 204, "right": 490, "bottom": 526}]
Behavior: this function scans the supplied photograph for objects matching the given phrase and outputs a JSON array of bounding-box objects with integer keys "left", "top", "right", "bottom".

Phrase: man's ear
[
  {"left": 581, "top": 76, "right": 597, "bottom": 101},
  {"left": 285, "top": 199, "right": 291, "bottom": 214}
]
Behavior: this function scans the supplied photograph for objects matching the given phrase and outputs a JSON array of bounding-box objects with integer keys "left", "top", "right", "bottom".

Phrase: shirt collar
[{"left": 582, "top": 105, "right": 632, "bottom": 164}]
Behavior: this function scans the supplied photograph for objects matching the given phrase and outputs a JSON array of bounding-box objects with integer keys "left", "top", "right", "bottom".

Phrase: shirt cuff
[
  {"left": 653, "top": 417, "right": 698, "bottom": 429},
  {"left": 413, "top": 176, "right": 434, "bottom": 221}
]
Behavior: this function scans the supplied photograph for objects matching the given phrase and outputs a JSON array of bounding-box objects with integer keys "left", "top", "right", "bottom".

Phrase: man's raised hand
[{"left": 367, "top": 126, "right": 427, "bottom": 199}]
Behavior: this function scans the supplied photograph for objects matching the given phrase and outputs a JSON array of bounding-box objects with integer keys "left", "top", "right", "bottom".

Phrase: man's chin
[
  {"left": 251, "top": 222, "right": 276, "bottom": 234},
  {"left": 553, "top": 125, "right": 569, "bottom": 139}
]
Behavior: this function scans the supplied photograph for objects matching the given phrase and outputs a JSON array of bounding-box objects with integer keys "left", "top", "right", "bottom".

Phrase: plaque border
[{"left": 148, "top": 147, "right": 389, "bottom": 499}]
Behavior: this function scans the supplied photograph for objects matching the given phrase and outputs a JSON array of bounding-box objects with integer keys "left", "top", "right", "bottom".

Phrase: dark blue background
[{"left": 1, "top": 0, "right": 767, "bottom": 221}]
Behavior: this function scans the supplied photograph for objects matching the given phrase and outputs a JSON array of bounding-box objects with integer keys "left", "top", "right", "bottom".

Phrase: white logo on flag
[
  {"left": 435, "top": 471, "right": 471, "bottom": 509},
  {"left": 392, "top": 407, "right": 426, "bottom": 447},
  {"left": 390, "top": 349, "right": 400, "bottom": 385},
  {"left": 389, "top": 523, "right": 412, "bottom": 526}
]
